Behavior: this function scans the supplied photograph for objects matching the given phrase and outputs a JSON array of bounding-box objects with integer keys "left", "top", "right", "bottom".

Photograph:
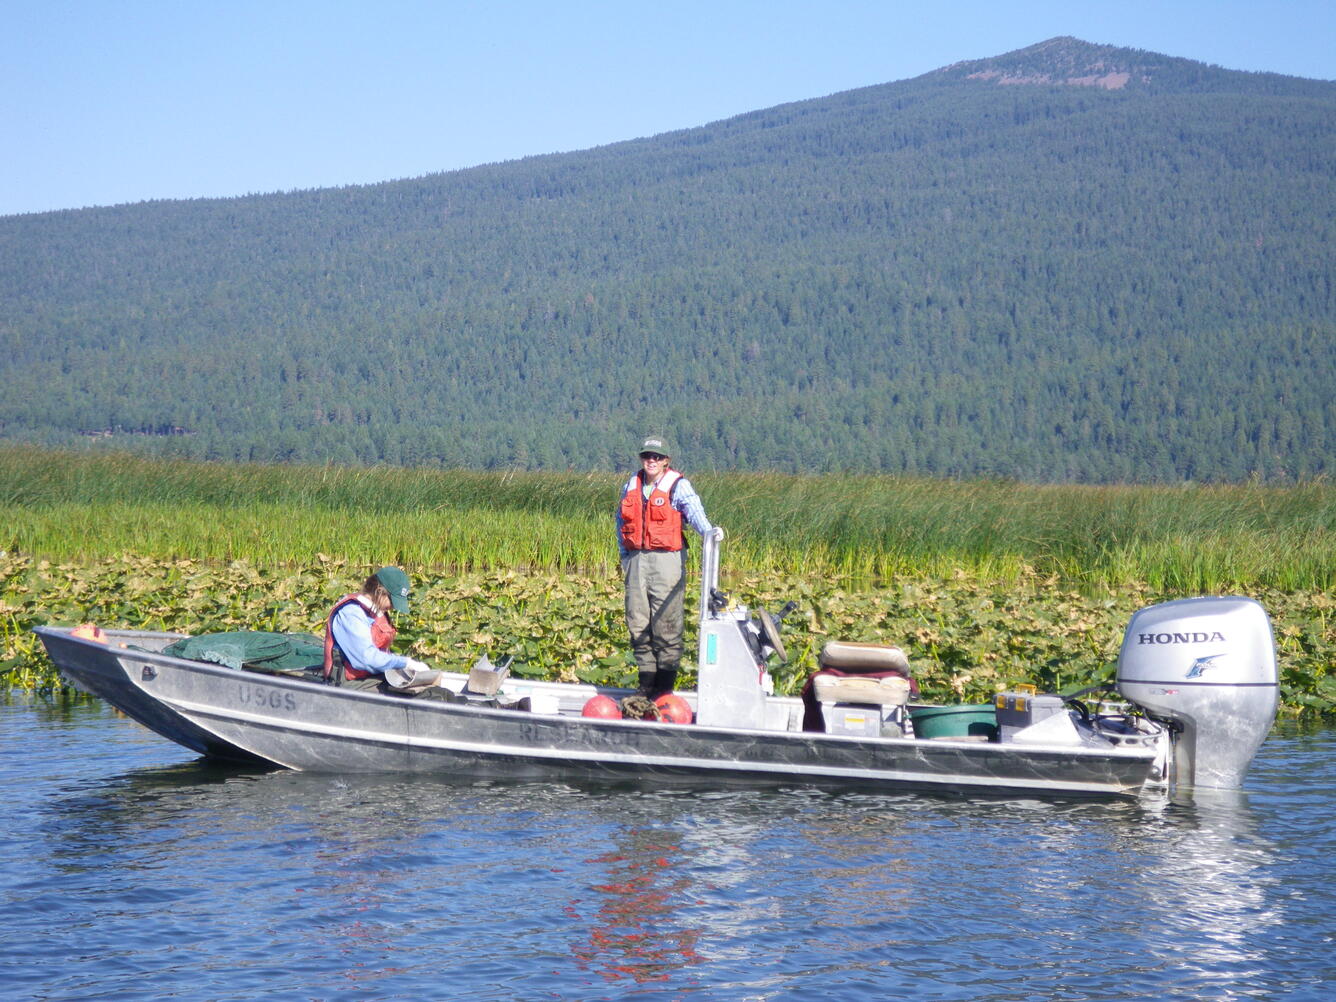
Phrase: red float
[
  {"left": 654, "top": 693, "right": 693, "bottom": 725},
  {"left": 581, "top": 694, "right": 622, "bottom": 719}
]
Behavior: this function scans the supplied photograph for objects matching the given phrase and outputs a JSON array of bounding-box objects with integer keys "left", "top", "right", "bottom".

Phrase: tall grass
[{"left": 2, "top": 446, "right": 1331, "bottom": 591}]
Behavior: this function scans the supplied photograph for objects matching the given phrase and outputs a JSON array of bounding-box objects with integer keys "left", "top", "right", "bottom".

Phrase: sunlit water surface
[{"left": 3, "top": 696, "right": 1334, "bottom": 1001}]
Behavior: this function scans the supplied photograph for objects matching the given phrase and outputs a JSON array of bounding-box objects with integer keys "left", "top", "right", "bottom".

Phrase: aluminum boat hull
[{"left": 36, "top": 626, "right": 1161, "bottom": 798}]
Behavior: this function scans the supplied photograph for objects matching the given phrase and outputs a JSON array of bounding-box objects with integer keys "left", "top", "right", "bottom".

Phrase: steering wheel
[{"left": 759, "top": 610, "right": 789, "bottom": 664}]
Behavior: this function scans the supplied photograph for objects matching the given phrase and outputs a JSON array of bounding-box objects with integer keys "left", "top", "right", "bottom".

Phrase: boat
[{"left": 33, "top": 534, "right": 1279, "bottom": 798}]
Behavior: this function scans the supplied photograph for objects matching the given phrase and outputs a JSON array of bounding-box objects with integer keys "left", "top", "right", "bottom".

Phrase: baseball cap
[
  {"left": 374, "top": 566, "right": 411, "bottom": 613},
  {"left": 638, "top": 435, "right": 671, "bottom": 458}
]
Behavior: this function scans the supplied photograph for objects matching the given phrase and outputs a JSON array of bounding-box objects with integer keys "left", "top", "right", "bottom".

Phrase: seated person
[{"left": 323, "top": 566, "right": 437, "bottom": 694}]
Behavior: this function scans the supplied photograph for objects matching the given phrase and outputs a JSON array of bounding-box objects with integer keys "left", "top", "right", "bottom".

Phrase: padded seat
[
  {"left": 818, "top": 641, "right": 911, "bottom": 676},
  {"left": 813, "top": 673, "right": 911, "bottom": 706},
  {"left": 800, "top": 642, "right": 918, "bottom": 733}
]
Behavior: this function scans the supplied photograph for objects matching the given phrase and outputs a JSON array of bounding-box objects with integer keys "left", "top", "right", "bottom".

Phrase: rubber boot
[
  {"left": 651, "top": 668, "right": 678, "bottom": 698},
  {"left": 637, "top": 671, "right": 657, "bottom": 698}
]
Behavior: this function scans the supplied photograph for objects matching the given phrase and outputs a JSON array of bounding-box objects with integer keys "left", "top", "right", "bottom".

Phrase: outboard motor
[{"left": 1117, "top": 597, "right": 1278, "bottom": 790}]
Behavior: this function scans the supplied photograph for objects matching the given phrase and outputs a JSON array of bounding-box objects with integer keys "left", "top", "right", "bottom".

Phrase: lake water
[{"left": 3, "top": 695, "right": 1334, "bottom": 1002}]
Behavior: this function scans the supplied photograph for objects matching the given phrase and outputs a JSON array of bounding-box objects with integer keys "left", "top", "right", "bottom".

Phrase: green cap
[
  {"left": 638, "top": 435, "right": 671, "bottom": 458},
  {"left": 375, "top": 566, "right": 411, "bottom": 614}
]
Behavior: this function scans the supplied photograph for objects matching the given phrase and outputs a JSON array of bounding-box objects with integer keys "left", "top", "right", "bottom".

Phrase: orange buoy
[{"left": 71, "top": 623, "right": 109, "bottom": 644}]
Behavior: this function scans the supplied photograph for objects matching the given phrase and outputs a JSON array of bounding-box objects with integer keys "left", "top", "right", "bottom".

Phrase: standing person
[
  {"left": 323, "top": 566, "right": 432, "bottom": 690},
  {"left": 616, "top": 435, "right": 721, "bottom": 698}
]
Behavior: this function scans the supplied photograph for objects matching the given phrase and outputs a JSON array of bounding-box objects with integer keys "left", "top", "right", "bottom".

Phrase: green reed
[{"left": 1, "top": 447, "right": 1331, "bottom": 591}]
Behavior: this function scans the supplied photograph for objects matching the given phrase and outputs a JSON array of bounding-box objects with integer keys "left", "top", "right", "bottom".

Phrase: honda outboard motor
[{"left": 1117, "top": 597, "right": 1278, "bottom": 790}]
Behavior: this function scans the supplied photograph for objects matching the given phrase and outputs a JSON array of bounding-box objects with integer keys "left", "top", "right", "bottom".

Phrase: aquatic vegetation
[
  {"left": 1, "top": 449, "right": 1331, "bottom": 711},
  {"left": 2, "top": 553, "right": 1331, "bottom": 714}
]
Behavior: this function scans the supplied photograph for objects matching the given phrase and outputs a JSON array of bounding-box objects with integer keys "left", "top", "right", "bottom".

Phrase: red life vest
[
  {"left": 323, "top": 594, "right": 397, "bottom": 681},
  {"left": 619, "top": 468, "right": 685, "bottom": 552}
]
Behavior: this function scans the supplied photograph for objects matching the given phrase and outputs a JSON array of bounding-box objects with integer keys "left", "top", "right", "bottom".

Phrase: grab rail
[{"left": 699, "top": 525, "right": 722, "bottom": 619}]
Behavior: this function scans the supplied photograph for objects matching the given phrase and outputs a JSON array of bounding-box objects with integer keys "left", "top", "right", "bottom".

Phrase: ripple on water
[{"left": 4, "top": 700, "right": 1336, "bottom": 1000}]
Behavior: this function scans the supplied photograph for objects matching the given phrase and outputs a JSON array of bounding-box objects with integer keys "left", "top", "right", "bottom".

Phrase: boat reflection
[{"left": 569, "top": 827, "right": 705, "bottom": 985}]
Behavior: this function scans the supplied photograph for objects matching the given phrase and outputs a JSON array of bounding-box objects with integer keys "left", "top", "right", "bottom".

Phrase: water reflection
[
  {"left": 7, "top": 700, "right": 1336, "bottom": 1001},
  {"left": 29, "top": 761, "right": 1300, "bottom": 998},
  {"left": 569, "top": 827, "right": 704, "bottom": 984}
]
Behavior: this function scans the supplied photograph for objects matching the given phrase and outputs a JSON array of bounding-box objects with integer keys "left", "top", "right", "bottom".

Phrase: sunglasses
[{"left": 640, "top": 453, "right": 667, "bottom": 462}]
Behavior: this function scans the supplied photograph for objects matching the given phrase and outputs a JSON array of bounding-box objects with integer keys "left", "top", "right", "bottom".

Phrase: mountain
[{"left": 1, "top": 37, "right": 1332, "bottom": 481}]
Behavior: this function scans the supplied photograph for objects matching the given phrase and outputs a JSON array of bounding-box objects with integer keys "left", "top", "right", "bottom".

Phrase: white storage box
[{"left": 995, "top": 689, "right": 1067, "bottom": 742}]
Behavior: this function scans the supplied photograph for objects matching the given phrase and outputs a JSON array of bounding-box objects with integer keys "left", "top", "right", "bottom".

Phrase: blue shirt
[{"left": 330, "top": 600, "right": 410, "bottom": 675}]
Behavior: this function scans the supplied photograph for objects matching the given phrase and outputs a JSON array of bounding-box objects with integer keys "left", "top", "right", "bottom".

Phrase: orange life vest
[
  {"left": 619, "top": 468, "right": 685, "bottom": 552},
  {"left": 323, "top": 594, "right": 397, "bottom": 681}
]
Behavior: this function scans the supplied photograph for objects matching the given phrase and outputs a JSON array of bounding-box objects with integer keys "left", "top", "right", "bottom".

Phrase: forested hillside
[{"left": 1, "top": 37, "right": 1332, "bottom": 481}]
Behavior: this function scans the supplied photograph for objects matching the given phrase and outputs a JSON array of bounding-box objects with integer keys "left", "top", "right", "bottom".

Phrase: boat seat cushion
[
  {"left": 818, "top": 641, "right": 910, "bottom": 675},
  {"left": 799, "top": 663, "right": 919, "bottom": 732},
  {"left": 812, "top": 673, "right": 911, "bottom": 706}
]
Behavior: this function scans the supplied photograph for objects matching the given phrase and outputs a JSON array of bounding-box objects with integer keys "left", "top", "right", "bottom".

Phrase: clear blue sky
[{"left": 4, "top": 0, "right": 1333, "bottom": 218}]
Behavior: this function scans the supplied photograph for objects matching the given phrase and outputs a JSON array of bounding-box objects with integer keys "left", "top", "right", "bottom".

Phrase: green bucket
[{"left": 909, "top": 704, "right": 998, "bottom": 741}]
